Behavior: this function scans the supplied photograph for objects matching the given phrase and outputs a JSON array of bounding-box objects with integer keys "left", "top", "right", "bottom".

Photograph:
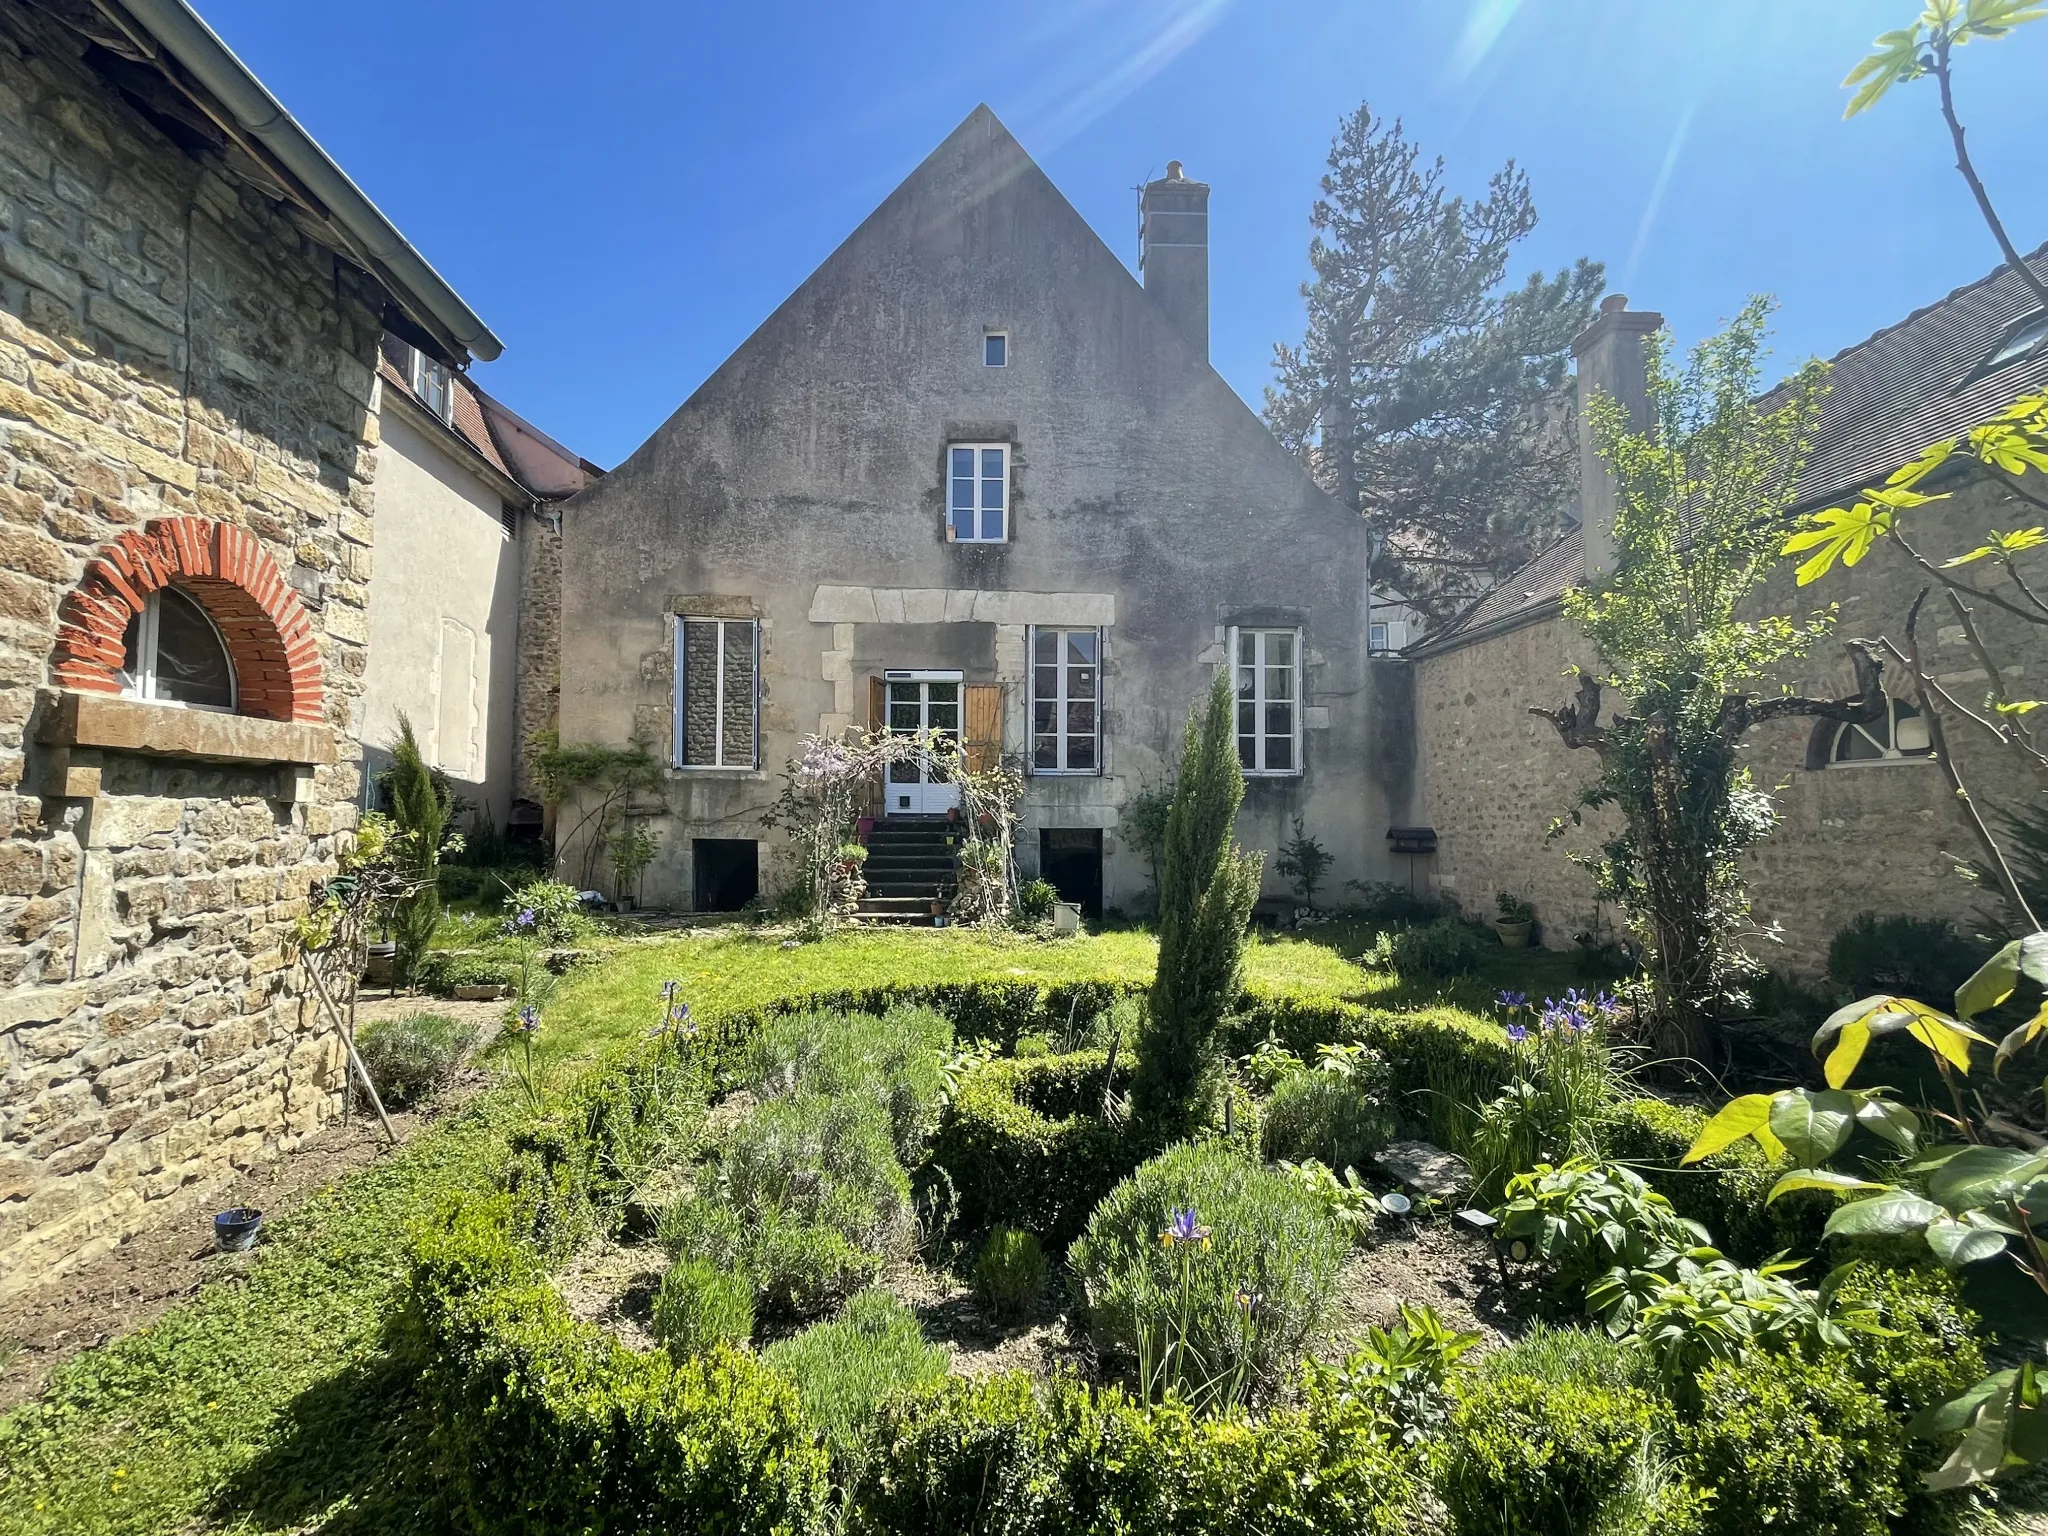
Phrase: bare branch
[
  {"left": 1718, "top": 639, "right": 1887, "bottom": 736},
  {"left": 1531, "top": 672, "right": 1614, "bottom": 752},
  {"left": 1892, "top": 522, "right": 2046, "bottom": 626}
]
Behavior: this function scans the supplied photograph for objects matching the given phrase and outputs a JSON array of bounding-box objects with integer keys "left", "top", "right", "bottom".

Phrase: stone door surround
[{"left": 50, "top": 517, "right": 323, "bottom": 724}]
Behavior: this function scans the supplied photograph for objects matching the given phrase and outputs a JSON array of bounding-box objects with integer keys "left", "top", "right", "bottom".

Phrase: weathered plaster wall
[
  {"left": 1414, "top": 472, "right": 2039, "bottom": 972},
  {"left": 558, "top": 109, "right": 1401, "bottom": 911},
  {"left": 512, "top": 504, "right": 561, "bottom": 817},
  {"left": 0, "top": 9, "right": 378, "bottom": 1291},
  {"left": 364, "top": 406, "right": 521, "bottom": 826}
]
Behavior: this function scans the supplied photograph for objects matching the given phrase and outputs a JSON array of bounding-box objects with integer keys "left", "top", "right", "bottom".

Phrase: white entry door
[{"left": 885, "top": 673, "right": 962, "bottom": 815}]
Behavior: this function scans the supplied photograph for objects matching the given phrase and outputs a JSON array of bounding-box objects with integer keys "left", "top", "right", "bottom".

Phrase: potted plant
[
  {"left": 608, "top": 818, "right": 661, "bottom": 914},
  {"left": 1494, "top": 892, "right": 1535, "bottom": 949}
]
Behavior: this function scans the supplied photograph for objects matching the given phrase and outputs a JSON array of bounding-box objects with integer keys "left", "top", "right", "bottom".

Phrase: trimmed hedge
[
  {"left": 397, "top": 1197, "right": 828, "bottom": 1534},
  {"left": 1603, "top": 1097, "right": 1831, "bottom": 1265},
  {"left": 930, "top": 1050, "right": 1136, "bottom": 1250},
  {"left": 846, "top": 1368, "right": 1425, "bottom": 1536}
]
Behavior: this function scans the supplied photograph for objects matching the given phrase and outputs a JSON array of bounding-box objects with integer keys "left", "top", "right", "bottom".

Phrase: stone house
[
  {"left": 364, "top": 335, "right": 598, "bottom": 835},
  {"left": 555, "top": 108, "right": 1414, "bottom": 917},
  {"left": 0, "top": 0, "right": 508, "bottom": 1292},
  {"left": 1407, "top": 257, "right": 2048, "bottom": 967}
]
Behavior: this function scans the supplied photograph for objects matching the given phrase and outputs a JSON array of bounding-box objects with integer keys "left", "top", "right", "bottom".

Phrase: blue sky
[{"left": 200, "top": 0, "right": 2045, "bottom": 470}]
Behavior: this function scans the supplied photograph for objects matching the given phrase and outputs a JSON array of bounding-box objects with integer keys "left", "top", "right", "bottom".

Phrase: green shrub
[
  {"left": 1827, "top": 911, "right": 1987, "bottom": 1003},
  {"left": 1601, "top": 1097, "right": 1828, "bottom": 1265},
  {"left": 1018, "top": 879, "right": 1059, "bottom": 923},
  {"left": 504, "top": 877, "right": 594, "bottom": 943},
  {"left": 652, "top": 1257, "right": 755, "bottom": 1358},
  {"left": 847, "top": 1367, "right": 1425, "bottom": 1536},
  {"left": 1494, "top": 1159, "right": 1709, "bottom": 1323},
  {"left": 1070, "top": 1141, "right": 1346, "bottom": 1408},
  {"left": 1365, "top": 916, "right": 1488, "bottom": 978},
  {"left": 411, "top": 950, "right": 514, "bottom": 997},
  {"left": 353, "top": 1011, "right": 477, "bottom": 1108},
  {"left": 736, "top": 1004, "right": 953, "bottom": 1161},
  {"left": 753, "top": 1216, "right": 886, "bottom": 1320},
  {"left": 764, "top": 1289, "right": 949, "bottom": 1465},
  {"left": 1683, "top": 1350, "right": 1903, "bottom": 1536},
  {"left": 930, "top": 1050, "right": 1138, "bottom": 1249},
  {"left": 401, "top": 1197, "right": 828, "bottom": 1534},
  {"left": 1258, "top": 1067, "right": 1394, "bottom": 1171},
  {"left": 659, "top": 1194, "right": 751, "bottom": 1269},
  {"left": 1345, "top": 879, "right": 1444, "bottom": 924},
  {"left": 1442, "top": 1371, "right": 1700, "bottom": 1536},
  {"left": 1474, "top": 1323, "right": 1655, "bottom": 1393},
  {"left": 436, "top": 864, "right": 485, "bottom": 901},
  {"left": 723, "top": 1090, "right": 915, "bottom": 1256},
  {"left": 973, "top": 1227, "right": 1048, "bottom": 1318}
]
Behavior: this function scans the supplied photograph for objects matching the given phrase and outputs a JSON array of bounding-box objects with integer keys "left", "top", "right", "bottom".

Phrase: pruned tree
[
  {"left": 386, "top": 713, "right": 452, "bottom": 986},
  {"left": 1535, "top": 301, "right": 1889, "bottom": 1060},
  {"left": 1132, "top": 674, "right": 1265, "bottom": 1143},
  {"left": 1265, "top": 104, "right": 1605, "bottom": 624}
]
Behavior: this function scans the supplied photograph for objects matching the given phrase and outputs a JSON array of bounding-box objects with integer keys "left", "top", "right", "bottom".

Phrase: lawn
[{"left": 0, "top": 920, "right": 1528, "bottom": 1536}]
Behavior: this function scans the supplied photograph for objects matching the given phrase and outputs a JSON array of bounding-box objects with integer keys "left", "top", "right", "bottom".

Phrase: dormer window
[
  {"left": 120, "top": 587, "right": 237, "bottom": 711},
  {"left": 984, "top": 332, "right": 1008, "bottom": 367},
  {"left": 410, "top": 346, "right": 453, "bottom": 422},
  {"left": 1962, "top": 311, "right": 2048, "bottom": 390},
  {"left": 948, "top": 444, "right": 1008, "bottom": 543}
]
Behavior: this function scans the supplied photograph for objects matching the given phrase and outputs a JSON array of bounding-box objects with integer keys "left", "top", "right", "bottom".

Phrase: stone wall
[
  {"left": 0, "top": 8, "right": 380, "bottom": 1292},
  {"left": 1413, "top": 472, "right": 2041, "bottom": 974}
]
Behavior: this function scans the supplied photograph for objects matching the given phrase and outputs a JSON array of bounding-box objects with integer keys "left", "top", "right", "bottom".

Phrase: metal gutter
[{"left": 104, "top": 0, "right": 502, "bottom": 364}]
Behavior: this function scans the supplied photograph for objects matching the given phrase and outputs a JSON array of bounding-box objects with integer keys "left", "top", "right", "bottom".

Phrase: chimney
[
  {"left": 1141, "top": 160, "right": 1209, "bottom": 358},
  {"left": 1571, "top": 294, "right": 1663, "bottom": 582}
]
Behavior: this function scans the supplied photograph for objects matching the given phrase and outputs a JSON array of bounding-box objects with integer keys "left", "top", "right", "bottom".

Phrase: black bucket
[{"left": 214, "top": 1207, "right": 263, "bottom": 1252}]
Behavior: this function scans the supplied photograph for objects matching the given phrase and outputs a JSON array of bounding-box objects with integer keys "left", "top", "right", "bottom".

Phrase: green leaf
[
  {"left": 1927, "top": 1145, "right": 2048, "bottom": 1212},
  {"left": 1925, "top": 1381, "right": 2016, "bottom": 1490},
  {"left": 1769, "top": 1088, "right": 1858, "bottom": 1165},
  {"left": 1842, "top": 25, "right": 1929, "bottom": 115},
  {"left": 1823, "top": 1015, "right": 1871, "bottom": 1087},
  {"left": 1997, "top": 1001, "right": 2048, "bottom": 1073},
  {"left": 1958, "top": 0, "right": 2048, "bottom": 42},
  {"left": 1768, "top": 1169, "right": 1890, "bottom": 1203},
  {"left": 1911, "top": 1368, "right": 2017, "bottom": 1439},
  {"left": 1926, "top": 1216, "right": 2013, "bottom": 1268},
  {"left": 1826, "top": 1190, "right": 1943, "bottom": 1238},
  {"left": 1783, "top": 501, "right": 1896, "bottom": 583},
  {"left": 1958, "top": 934, "right": 2048, "bottom": 1021},
  {"left": 1856, "top": 1095, "right": 1923, "bottom": 1153},
  {"left": 1682, "top": 1093, "right": 1778, "bottom": 1164}
]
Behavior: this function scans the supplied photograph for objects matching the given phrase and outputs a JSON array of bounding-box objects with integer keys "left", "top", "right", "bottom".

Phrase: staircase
[{"left": 855, "top": 815, "right": 958, "bottom": 924}]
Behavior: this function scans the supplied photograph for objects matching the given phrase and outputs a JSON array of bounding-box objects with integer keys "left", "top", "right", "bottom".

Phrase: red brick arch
[{"left": 52, "top": 517, "right": 323, "bottom": 724}]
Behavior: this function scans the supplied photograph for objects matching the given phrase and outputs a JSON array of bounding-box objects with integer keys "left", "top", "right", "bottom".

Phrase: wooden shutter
[
  {"left": 866, "top": 675, "right": 886, "bottom": 736},
  {"left": 964, "top": 683, "right": 1002, "bottom": 774}
]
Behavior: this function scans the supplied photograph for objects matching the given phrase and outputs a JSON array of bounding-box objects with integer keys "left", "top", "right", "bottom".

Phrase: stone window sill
[{"left": 36, "top": 690, "right": 335, "bottom": 766}]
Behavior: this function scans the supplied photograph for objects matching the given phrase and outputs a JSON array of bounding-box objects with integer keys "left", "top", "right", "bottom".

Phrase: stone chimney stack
[
  {"left": 1571, "top": 294, "right": 1663, "bottom": 581},
  {"left": 1141, "top": 161, "right": 1210, "bottom": 359}
]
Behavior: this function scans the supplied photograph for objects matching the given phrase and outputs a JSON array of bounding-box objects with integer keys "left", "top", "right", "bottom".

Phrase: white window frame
[
  {"left": 121, "top": 587, "right": 237, "bottom": 713},
  {"left": 1232, "top": 625, "right": 1302, "bottom": 777},
  {"left": 1028, "top": 625, "right": 1104, "bottom": 776},
  {"left": 1827, "top": 697, "right": 1934, "bottom": 769},
  {"left": 946, "top": 442, "right": 1009, "bottom": 544},
  {"left": 671, "top": 616, "right": 760, "bottom": 771},
  {"left": 983, "top": 331, "right": 1008, "bottom": 367},
  {"left": 409, "top": 345, "right": 454, "bottom": 423}
]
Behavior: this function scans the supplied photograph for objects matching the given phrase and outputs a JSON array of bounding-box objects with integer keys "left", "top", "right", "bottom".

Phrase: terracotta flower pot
[{"left": 1494, "top": 920, "right": 1532, "bottom": 950}]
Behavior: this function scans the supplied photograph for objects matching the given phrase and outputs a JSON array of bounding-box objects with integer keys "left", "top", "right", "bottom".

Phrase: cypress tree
[
  {"left": 1131, "top": 673, "right": 1265, "bottom": 1143},
  {"left": 386, "top": 713, "right": 448, "bottom": 985}
]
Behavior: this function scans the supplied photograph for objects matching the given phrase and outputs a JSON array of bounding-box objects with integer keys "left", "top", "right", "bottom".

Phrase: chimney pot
[
  {"left": 1600, "top": 293, "right": 1628, "bottom": 313},
  {"left": 1141, "top": 162, "right": 1210, "bottom": 359}
]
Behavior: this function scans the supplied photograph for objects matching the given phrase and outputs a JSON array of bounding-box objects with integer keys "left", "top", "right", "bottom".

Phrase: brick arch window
[{"left": 52, "top": 518, "right": 323, "bottom": 724}]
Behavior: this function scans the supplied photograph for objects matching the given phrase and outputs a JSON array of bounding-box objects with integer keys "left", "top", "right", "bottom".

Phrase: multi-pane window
[
  {"left": 672, "top": 617, "right": 759, "bottom": 769},
  {"left": 409, "top": 345, "right": 453, "bottom": 422},
  {"left": 1235, "top": 628, "right": 1300, "bottom": 775},
  {"left": 1031, "top": 627, "right": 1100, "bottom": 773},
  {"left": 948, "top": 444, "right": 1007, "bottom": 543}
]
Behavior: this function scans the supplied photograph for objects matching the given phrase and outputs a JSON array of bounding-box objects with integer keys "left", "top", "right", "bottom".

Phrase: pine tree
[
  {"left": 1131, "top": 674, "right": 1265, "bottom": 1143},
  {"left": 386, "top": 713, "right": 448, "bottom": 986},
  {"left": 1265, "top": 104, "right": 1604, "bottom": 624}
]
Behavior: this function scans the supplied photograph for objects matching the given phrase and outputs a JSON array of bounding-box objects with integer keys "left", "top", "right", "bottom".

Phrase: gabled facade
[{"left": 558, "top": 108, "right": 1414, "bottom": 914}]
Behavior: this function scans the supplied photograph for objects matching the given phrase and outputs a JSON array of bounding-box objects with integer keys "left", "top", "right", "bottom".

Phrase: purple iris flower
[
  {"left": 661, "top": 979, "right": 679, "bottom": 1001},
  {"left": 1160, "top": 1207, "right": 1212, "bottom": 1247},
  {"left": 1497, "top": 990, "right": 1528, "bottom": 1012},
  {"left": 1507, "top": 1023, "right": 1528, "bottom": 1043},
  {"left": 514, "top": 1004, "right": 540, "bottom": 1034}
]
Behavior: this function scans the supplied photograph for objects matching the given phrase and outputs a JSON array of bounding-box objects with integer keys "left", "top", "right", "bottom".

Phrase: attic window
[
  {"left": 409, "top": 345, "right": 454, "bottom": 422},
  {"left": 1972, "top": 311, "right": 2048, "bottom": 382}
]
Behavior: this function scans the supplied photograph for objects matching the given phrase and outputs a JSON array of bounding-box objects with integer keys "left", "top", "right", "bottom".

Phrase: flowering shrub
[
  {"left": 504, "top": 878, "right": 592, "bottom": 943},
  {"left": 1070, "top": 1142, "right": 1346, "bottom": 1409},
  {"left": 1468, "top": 990, "right": 1626, "bottom": 1200}
]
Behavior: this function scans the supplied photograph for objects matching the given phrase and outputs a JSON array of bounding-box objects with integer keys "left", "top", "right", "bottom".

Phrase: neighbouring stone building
[
  {"left": 556, "top": 108, "right": 1415, "bottom": 916},
  {"left": 0, "top": 0, "right": 506, "bottom": 1293},
  {"left": 363, "top": 335, "right": 598, "bottom": 833},
  {"left": 1408, "top": 261, "right": 2048, "bottom": 967}
]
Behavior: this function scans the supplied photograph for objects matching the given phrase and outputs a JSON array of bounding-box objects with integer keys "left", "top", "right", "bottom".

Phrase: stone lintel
[
  {"left": 37, "top": 690, "right": 337, "bottom": 766},
  {"left": 809, "top": 585, "right": 1115, "bottom": 628}
]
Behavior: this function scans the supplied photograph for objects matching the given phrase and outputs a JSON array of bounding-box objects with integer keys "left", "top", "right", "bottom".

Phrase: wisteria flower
[{"left": 1159, "top": 1207, "right": 1212, "bottom": 1249}]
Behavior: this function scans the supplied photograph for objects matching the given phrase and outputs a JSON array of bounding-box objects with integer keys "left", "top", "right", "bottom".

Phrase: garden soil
[{"left": 0, "top": 994, "right": 506, "bottom": 1413}]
